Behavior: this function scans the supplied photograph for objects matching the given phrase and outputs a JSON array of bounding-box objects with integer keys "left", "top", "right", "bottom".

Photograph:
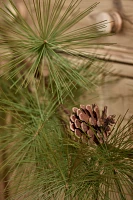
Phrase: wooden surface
[{"left": 58, "top": 0, "right": 133, "bottom": 120}]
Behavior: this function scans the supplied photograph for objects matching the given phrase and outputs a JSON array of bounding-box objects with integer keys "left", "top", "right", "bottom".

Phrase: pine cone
[{"left": 69, "top": 104, "right": 115, "bottom": 145}]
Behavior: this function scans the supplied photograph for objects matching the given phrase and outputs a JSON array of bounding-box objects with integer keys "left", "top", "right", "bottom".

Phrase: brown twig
[
  {"left": 33, "top": 122, "right": 45, "bottom": 139},
  {"left": 60, "top": 104, "right": 71, "bottom": 116}
]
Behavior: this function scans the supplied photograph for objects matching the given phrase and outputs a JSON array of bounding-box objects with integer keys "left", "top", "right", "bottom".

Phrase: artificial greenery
[{"left": 0, "top": 1, "right": 133, "bottom": 200}]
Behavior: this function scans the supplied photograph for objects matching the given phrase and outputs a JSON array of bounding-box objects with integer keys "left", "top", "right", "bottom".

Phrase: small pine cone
[{"left": 69, "top": 104, "right": 115, "bottom": 145}]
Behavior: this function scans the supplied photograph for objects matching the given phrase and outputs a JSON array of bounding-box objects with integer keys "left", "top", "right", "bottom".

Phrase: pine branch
[
  {"left": 0, "top": 1, "right": 133, "bottom": 200},
  {"left": 0, "top": 0, "right": 108, "bottom": 103}
]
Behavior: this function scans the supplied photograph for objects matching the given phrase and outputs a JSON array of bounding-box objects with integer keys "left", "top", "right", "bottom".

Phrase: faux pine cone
[{"left": 69, "top": 104, "right": 115, "bottom": 145}]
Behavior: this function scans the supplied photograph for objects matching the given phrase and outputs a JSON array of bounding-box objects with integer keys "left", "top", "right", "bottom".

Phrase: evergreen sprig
[
  {"left": 0, "top": 1, "right": 133, "bottom": 200},
  {"left": 0, "top": 85, "right": 133, "bottom": 199},
  {"left": 0, "top": 0, "right": 108, "bottom": 102}
]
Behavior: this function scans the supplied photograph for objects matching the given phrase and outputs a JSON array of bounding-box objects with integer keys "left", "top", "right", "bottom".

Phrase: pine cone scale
[
  {"left": 81, "top": 122, "right": 88, "bottom": 132},
  {"left": 69, "top": 104, "right": 116, "bottom": 145},
  {"left": 86, "top": 105, "right": 96, "bottom": 125},
  {"left": 75, "top": 119, "right": 81, "bottom": 128},
  {"left": 70, "top": 114, "right": 76, "bottom": 122},
  {"left": 75, "top": 129, "right": 82, "bottom": 138}
]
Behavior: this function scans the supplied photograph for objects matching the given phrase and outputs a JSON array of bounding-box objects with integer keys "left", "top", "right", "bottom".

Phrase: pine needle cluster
[{"left": 0, "top": 1, "right": 133, "bottom": 200}]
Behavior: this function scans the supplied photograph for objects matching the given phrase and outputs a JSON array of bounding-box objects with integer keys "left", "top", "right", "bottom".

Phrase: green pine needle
[
  {"left": 0, "top": 82, "right": 133, "bottom": 199},
  {"left": 0, "top": 0, "right": 108, "bottom": 102}
]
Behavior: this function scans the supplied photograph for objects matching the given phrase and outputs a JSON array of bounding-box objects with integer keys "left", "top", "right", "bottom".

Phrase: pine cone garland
[{"left": 69, "top": 104, "right": 115, "bottom": 145}]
